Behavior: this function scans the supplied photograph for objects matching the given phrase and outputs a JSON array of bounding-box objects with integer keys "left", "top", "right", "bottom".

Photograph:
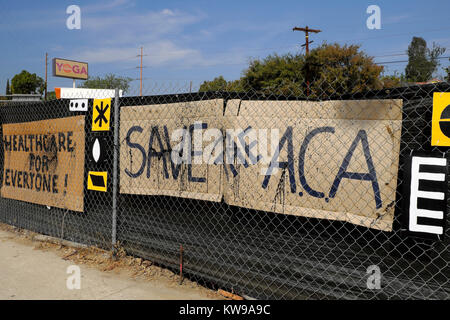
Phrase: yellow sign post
[
  {"left": 432, "top": 92, "right": 450, "bottom": 146},
  {"left": 92, "top": 98, "right": 111, "bottom": 131}
]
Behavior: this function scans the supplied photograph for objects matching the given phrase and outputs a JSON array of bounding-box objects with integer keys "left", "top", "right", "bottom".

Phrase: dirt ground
[{"left": 0, "top": 223, "right": 226, "bottom": 300}]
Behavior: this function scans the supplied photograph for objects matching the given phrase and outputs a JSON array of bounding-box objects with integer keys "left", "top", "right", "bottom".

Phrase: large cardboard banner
[
  {"left": 119, "top": 98, "right": 403, "bottom": 231},
  {"left": 120, "top": 99, "right": 224, "bottom": 202},
  {"left": 223, "top": 99, "right": 403, "bottom": 231},
  {"left": 1, "top": 116, "right": 85, "bottom": 212}
]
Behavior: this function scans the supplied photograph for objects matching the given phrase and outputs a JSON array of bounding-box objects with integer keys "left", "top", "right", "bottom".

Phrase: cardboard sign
[
  {"left": 432, "top": 92, "right": 450, "bottom": 146},
  {"left": 120, "top": 99, "right": 224, "bottom": 202},
  {"left": 119, "top": 98, "right": 403, "bottom": 231},
  {"left": 222, "top": 99, "right": 403, "bottom": 232},
  {"left": 1, "top": 116, "right": 85, "bottom": 212},
  {"left": 402, "top": 152, "right": 448, "bottom": 240}
]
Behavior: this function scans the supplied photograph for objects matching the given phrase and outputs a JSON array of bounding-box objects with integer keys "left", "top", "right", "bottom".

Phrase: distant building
[
  {"left": 0, "top": 94, "right": 41, "bottom": 105},
  {"left": 10, "top": 94, "right": 41, "bottom": 101}
]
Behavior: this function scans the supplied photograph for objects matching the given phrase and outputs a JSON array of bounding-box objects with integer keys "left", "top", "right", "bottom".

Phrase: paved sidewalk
[{"left": 0, "top": 229, "right": 216, "bottom": 300}]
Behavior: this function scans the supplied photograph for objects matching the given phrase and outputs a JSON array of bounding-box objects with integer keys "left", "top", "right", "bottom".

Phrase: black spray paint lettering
[
  {"left": 328, "top": 129, "right": 382, "bottom": 208},
  {"left": 263, "top": 126, "right": 381, "bottom": 208},
  {"left": 188, "top": 122, "right": 207, "bottom": 182},
  {"left": 3, "top": 168, "right": 58, "bottom": 193},
  {"left": 262, "top": 126, "right": 296, "bottom": 193},
  {"left": 2, "top": 132, "right": 74, "bottom": 153},
  {"left": 1, "top": 131, "right": 77, "bottom": 195},
  {"left": 124, "top": 126, "right": 146, "bottom": 178},
  {"left": 125, "top": 124, "right": 207, "bottom": 183},
  {"left": 226, "top": 126, "right": 263, "bottom": 177},
  {"left": 298, "top": 126, "right": 335, "bottom": 198},
  {"left": 124, "top": 124, "right": 382, "bottom": 208}
]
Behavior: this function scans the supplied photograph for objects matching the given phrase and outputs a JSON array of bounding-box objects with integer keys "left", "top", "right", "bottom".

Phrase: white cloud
[
  {"left": 69, "top": 40, "right": 200, "bottom": 66},
  {"left": 66, "top": 8, "right": 216, "bottom": 68},
  {"left": 69, "top": 40, "right": 248, "bottom": 71},
  {"left": 161, "top": 9, "right": 175, "bottom": 16},
  {"left": 83, "top": 8, "right": 202, "bottom": 36},
  {"left": 57, "top": 6, "right": 248, "bottom": 71}
]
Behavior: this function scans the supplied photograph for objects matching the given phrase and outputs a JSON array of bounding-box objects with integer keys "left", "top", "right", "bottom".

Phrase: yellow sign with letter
[{"left": 432, "top": 92, "right": 450, "bottom": 146}]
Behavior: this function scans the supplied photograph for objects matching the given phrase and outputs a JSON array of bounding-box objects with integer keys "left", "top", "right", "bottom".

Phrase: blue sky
[{"left": 1, "top": 0, "right": 450, "bottom": 95}]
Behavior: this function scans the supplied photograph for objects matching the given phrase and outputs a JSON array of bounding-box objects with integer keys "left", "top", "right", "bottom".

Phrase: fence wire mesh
[{"left": 0, "top": 78, "right": 449, "bottom": 300}]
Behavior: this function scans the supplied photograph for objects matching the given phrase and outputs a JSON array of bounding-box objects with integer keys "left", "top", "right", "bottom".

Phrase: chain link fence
[{"left": 0, "top": 79, "right": 449, "bottom": 300}]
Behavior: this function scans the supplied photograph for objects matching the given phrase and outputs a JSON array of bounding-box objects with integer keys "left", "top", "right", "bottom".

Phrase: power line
[
  {"left": 86, "top": 26, "right": 450, "bottom": 78},
  {"left": 299, "top": 16, "right": 448, "bottom": 34},
  {"left": 375, "top": 55, "right": 450, "bottom": 65},
  {"left": 373, "top": 48, "right": 450, "bottom": 59},
  {"left": 99, "top": 42, "right": 450, "bottom": 70},
  {"left": 333, "top": 26, "right": 450, "bottom": 45}
]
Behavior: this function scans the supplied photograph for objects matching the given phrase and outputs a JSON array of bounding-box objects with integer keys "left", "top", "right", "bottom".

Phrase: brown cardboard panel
[
  {"left": 120, "top": 99, "right": 224, "bottom": 202},
  {"left": 233, "top": 99, "right": 402, "bottom": 120},
  {"left": 119, "top": 98, "right": 402, "bottom": 231},
  {"left": 1, "top": 116, "right": 85, "bottom": 212},
  {"left": 223, "top": 99, "right": 403, "bottom": 231}
]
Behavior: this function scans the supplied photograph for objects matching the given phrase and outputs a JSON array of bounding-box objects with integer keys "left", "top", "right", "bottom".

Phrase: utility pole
[
  {"left": 136, "top": 47, "right": 147, "bottom": 96},
  {"left": 293, "top": 26, "right": 321, "bottom": 96},
  {"left": 140, "top": 47, "right": 143, "bottom": 96},
  {"left": 45, "top": 52, "right": 48, "bottom": 100}
]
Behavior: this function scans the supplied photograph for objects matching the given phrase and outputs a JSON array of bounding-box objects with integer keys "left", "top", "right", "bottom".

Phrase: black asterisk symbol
[{"left": 94, "top": 101, "right": 109, "bottom": 127}]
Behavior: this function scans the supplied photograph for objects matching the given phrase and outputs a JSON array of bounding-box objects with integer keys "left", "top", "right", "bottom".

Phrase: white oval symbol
[{"left": 92, "top": 138, "right": 101, "bottom": 163}]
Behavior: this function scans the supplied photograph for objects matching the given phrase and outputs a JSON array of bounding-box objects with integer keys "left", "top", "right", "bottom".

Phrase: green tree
[
  {"left": 11, "top": 70, "right": 45, "bottom": 95},
  {"left": 79, "top": 73, "right": 133, "bottom": 93},
  {"left": 46, "top": 91, "right": 56, "bottom": 101},
  {"left": 199, "top": 76, "right": 243, "bottom": 92},
  {"left": 5, "top": 79, "right": 11, "bottom": 96},
  {"left": 199, "top": 76, "right": 228, "bottom": 91},
  {"left": 241, "top": 43, "right": 384, "bottom": 97},
  {"left": 380, "top": 72, "right": 406, "bottom": 88},
  {"left": 241, "top": 53, "right": 305, "bottom": 95},
  {"left": 445, "top": 61, "right": 450, "bottom": 81},
  {"left": 405, "top": 37, "right": 445, "bottom": 82},
  {"left": 200, "top": 43, "right": 385, "bottom": 97},
  {"left": 303, "top": 43, "right": 384, "bottom": 98}
]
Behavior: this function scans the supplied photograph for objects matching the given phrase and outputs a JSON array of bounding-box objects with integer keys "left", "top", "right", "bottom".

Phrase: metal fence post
[{"left": 111, "top": 88, "right": 120, "bottom": 249}]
